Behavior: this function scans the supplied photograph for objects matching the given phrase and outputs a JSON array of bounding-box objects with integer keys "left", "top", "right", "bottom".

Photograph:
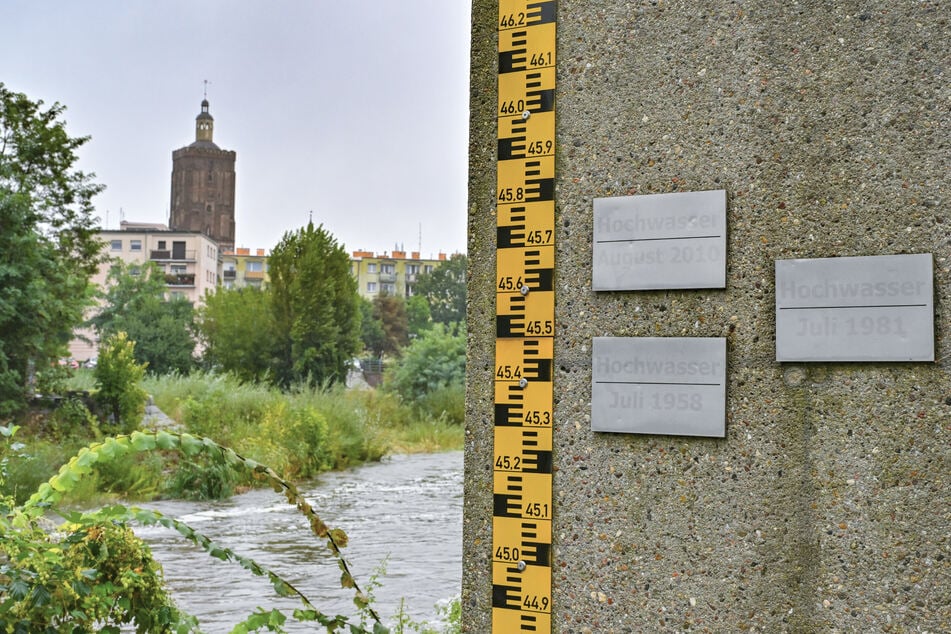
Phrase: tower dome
[{"left": 194, "top": 99, "right": 216, "bottom": 146}]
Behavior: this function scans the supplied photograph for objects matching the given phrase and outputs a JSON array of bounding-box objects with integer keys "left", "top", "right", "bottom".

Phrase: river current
[{"left": 135, "top": 450, "right": 463, "bottom": 632}]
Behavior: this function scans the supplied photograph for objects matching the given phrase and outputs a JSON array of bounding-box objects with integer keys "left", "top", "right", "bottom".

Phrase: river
[{"left": 135, "top": 450, "right": 463, "bottom": 632}]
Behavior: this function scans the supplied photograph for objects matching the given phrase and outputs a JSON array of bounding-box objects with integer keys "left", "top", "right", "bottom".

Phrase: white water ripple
[{"left": 135, "top": 451, "right": 463, "bottom": 632}]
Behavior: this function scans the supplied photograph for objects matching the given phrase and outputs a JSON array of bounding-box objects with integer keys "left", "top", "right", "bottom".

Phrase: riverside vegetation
[
  {"left": 1, "top": 367, "right": 464, "bottom": 632},
  {"left": 1, "top": 82, "right": 466, "bottom": 633}
]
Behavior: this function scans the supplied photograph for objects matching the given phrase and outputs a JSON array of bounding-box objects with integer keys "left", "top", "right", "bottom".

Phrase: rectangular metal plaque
[
  {"left": 591, "top": 337, "right": 726, "bottom": 437},
  {"left": 775, "top": 254, "right": 934, "bottom": 362},
  {"left": 593, "top": 190, "right": 727, "bottom": 290}
]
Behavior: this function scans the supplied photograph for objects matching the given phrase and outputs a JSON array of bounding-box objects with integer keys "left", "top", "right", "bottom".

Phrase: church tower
[{"left": 169, "top": 98, "right": 236, "bottom": 252}]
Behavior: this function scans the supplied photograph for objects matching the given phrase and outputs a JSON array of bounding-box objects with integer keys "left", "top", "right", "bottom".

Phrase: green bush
[
  {"left": 288, "top": 386, "right": 390, "bottom": 468},
  {"left": 384, "top": 324, "right": 465, "bottom": 423},
  {"left": 0, "top": 520, "right": 188, "bottom": 632},
  {"left": 177, "top": 375, "right": 275, "bottom": 441},
  {"left": 166, "top": 453, "right": 240, "bottom": 500},
  {"left": 0, "top": 437, "right": 86, "bottom": 505},
  {"left": 45, "top": 396, "right": 98, "bottom": 440},
  {"left": 94, "top": 332, "right": 148, "bottom": 434},
  {"left": 415, "top": 384, "right": 465, "bottom": 426},
  {"left": 94, "top": 450, "right": 165, "bottom": 501}
]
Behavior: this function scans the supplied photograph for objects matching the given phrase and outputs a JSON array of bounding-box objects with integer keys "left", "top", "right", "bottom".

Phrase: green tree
[
  {"left": 405, "top": 294, "right": 432, "bottom": 339},
  {"left": 94, "top": 331, "right": 147, "bottom": 433},
  {"left": 196, "top": 286, "right": 277, "bottom": 381},
  {"left": 372, "top": 292, "right": 409, "bottom": 357},
  {"left": 0, "top": 85, "right": 104, "bottom": 415},
  {"left": 268, "top": 222, "right": 361, "bottom": 387},
  {"left": 385, "top": 323, "right": 465, "bottom": 403},
  {"left": 91, "top": 261, "right": 196, "bottom": 375},
  {"left": 358, "top": 296, "right": 386, "bottom": 358},
  {"left": 413, "top": 253, "right": 466, "bottom": 326}
]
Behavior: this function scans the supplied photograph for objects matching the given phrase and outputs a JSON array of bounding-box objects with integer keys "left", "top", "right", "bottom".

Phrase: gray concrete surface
[{"left": 464, "top": 2, "right": 950, "bottom": 631}]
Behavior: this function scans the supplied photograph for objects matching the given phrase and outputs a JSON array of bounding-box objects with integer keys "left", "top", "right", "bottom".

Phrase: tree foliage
[
  {"left": 196, "top": 286, "right": 277, "bottom": 382},
  {"left": 0, "top": 84, "right": 104, "bottom": 415},
  {"left": 91, "top": 261, "right": 196, "bottom": 375},
  {"left": 405, "top": 294, "right": 432, "bottom": 339},
  {"left": 268, "top": 222, "right": 362, "bottom": 387},
  {"left": 358, "top": 296, "right": 386, "bottom": 358},
  {"left": 385, "top": 323, "right": 465, "bottom": 402},
  {"left": 413, "top": 253, "right": 466, "bottom": 326},
  {"left": 94, "top": 332, "right": 148, "bottom": 434},
  {"left": 372, "top": 293, "right": 408, "bottom": 358}
]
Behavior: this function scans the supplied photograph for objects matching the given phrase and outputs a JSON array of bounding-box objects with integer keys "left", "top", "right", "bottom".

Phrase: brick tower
[{"left": 169, "top": 98, "right": 236, "bottom": 251}]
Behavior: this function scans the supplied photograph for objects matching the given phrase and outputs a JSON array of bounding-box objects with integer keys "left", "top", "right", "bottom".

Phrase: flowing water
[{"left": 135, "top": 451, "right": 463, "bottom": 632}]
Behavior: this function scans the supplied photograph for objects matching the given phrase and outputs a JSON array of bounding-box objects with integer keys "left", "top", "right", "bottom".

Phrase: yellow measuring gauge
[
  {"left": 498, "top": 67, "right": 555, "bottom": 119},
  {"left": 498, "top": 0, "right": 556, "bottom": 30},
  {"left": 499, "top": 21, "right": 556, "bottom": 73},
  {"left": 498, "top": 109, "right": 554, "bottom": 162},
  {"left": 494, "top": 426, "right": 552, "bottom": 475},
  {"left": 494, "top": 378, "right": 552, "bottom": 428},
  {"left": 495, "top": 1, "right": 555, "bottom": 631},
  {"left": 495, "top": 337, "right": 553, "bottom": 378},
  {"left": 496, "top": 245, "right": 554, "bottom": 293},
  {"left": 497, "top": 156, "right": 554, "bottom": 207},
  {"left": 497, "top": 200, "right": 555, "bottom": 250}
]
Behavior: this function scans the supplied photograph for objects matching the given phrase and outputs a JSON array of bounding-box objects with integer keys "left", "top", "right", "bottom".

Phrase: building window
[
  {"left": 247, "top": 261, "right": 263, "bottom": 273},
  {"left": 381, "top": 264, "right": 395, "bottom": 274},
  {"left": 381, "top": 283, "right": 396, "bottom": 294},
  {"left": 171, "top": 264, "right": 187, "bottom": 275},
  {"left": 424, "top": 265, "right": 434, "bottom": 274},
  {"left": 367, "top": 263, "right": 377, "bottom": 273},
  {"left": 130, "top": 239, "right": 142, "bottom": 251},
  {"left": 158, "top": 240, "right": 166, "bottom": 250},
  {"left": 110, "top": 239, "right": 122, "bottom": 251},
  {"left": 407, "top": 264, "right": 420, "bottom": 275},
  {"left": 367, "top": 282, "right": 377, "bottom": 293}
]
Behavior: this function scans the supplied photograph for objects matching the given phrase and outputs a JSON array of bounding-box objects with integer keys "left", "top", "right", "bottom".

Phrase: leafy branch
[{"left": 22, "top": 429, "right": 385, "bottom": 632}]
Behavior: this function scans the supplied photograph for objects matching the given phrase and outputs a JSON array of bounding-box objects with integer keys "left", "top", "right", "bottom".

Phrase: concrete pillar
[{"left": 464, "top": 2, "right": 950, "bottom": 631}]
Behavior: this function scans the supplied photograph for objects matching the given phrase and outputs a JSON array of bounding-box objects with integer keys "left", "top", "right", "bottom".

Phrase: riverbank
[{"left": 1, "top": 372, "right": 463, "bottom": 507}]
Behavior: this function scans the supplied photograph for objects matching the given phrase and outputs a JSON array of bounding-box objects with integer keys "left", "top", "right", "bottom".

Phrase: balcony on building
[
  {"left": 165, "top": 273, "right": 196, "bottom": 287},
  {"left": 244, "top": 270, "right": 265, "bottom": 281},
  {"left": 223, "top": 269, "right": 237, "bottom": 280},
  {"left": 151, "top": 248, "right": 196, "bottom": 262}
]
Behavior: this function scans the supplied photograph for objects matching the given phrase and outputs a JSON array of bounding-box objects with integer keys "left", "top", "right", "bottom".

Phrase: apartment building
[
  {"left": 350, "top": 249, "right": 448, "bottom": 299},
  {"left": 221, "top": 248, "right": 269, "bottom": 289},
  {"left": 67, "top": 222, "right": 220, "bottom": 360}
]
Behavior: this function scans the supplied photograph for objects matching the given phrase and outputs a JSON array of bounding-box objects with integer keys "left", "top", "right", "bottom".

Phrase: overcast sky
[{"left": 2, "top": 1, "right": 471, "bottom": 257}]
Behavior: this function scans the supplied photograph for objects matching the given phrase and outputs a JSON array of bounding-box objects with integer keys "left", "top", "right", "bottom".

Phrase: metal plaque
[
  {"left": 591, "top": 337, "right": 726, "bottom": 437},
  {"left": 592, "top": 190, "right": 727, "bottom": 290},
  {"left": 775, "top": 254, "right": 934, "bottom": 362}
]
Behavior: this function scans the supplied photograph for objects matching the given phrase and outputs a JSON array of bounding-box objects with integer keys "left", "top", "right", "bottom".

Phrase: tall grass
[
  {"left": 142, "top": 372, "right": 462, "bottom": 484},
  {"left": 12, "top": 371, "right": 463, "bottom": 504}
]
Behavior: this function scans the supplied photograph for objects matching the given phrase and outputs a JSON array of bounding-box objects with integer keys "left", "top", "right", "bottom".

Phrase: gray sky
[{"left": 2, "top": 1, "right": 471, "bottom": 257}]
